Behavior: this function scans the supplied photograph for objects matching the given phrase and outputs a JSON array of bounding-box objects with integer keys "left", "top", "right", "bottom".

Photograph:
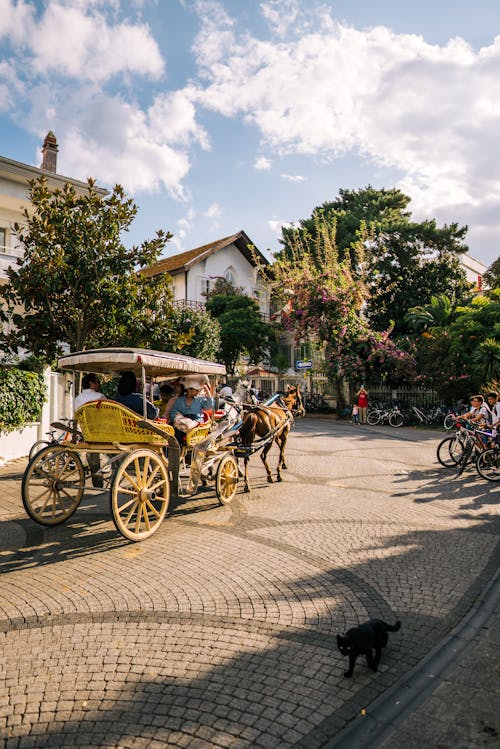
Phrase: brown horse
[{"left": 237, "top": 386, "right": 305, "bottom": 492}]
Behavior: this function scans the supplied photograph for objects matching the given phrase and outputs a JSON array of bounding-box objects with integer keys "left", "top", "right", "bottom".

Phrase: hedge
[{"left": 0, "top": 368, "right": 47, "bottom": 435}]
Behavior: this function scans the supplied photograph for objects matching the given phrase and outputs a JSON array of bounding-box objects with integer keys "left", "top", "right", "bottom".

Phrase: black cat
[{"left": 336, "top": 619, "right": 401, "bottom": 677}]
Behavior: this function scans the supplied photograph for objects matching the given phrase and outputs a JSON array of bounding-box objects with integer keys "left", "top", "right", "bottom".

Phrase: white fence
[{"left": 368, "top": 386, "right": 440, "bottom": 408}]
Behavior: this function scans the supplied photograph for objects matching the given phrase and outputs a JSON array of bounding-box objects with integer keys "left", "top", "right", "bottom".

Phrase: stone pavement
[{"left": 0, "top": 418, "right": 498, "bottom": 748}]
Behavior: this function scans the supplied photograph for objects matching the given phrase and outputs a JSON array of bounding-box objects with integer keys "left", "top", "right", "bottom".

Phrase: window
[
  {"left": 199, "top": 277, "right": 210, "bottom": 297},
  {"left": 0, "top": 228, "right": 6, "bottom": 253},
  {"left": 224, "top": 268, "right": 236, "bottom": 286}
]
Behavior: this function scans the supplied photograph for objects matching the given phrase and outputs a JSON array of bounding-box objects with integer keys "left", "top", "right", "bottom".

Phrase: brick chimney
[{"left": 40, "top": 130, "right": 58, "bottom": 172}]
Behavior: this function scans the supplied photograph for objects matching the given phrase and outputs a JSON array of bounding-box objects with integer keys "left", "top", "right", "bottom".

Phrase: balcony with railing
[
  {"left": 173, "top": 297, "right": 273, "bottom": 322},
  {"left": 0, "top": 244, "right": 24, "bottom": 279}
]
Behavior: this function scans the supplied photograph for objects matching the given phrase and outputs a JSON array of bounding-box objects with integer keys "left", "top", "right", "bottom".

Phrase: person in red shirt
[{"left": 356, "top": 387, "right": 369, "bottom": 424}]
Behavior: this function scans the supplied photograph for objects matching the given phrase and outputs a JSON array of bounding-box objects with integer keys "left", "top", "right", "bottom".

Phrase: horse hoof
[
  {"left": 244, "top": 487, "right": 250, "bottom": 493},
  {"left": 277, "top": 476, "right": 283, "bottom": 482},
  {"left": 267, "top": 477, "right": 273, "bottom": 483}
]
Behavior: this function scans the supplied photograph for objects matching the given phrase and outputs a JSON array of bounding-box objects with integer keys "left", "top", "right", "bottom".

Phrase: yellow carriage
[{"left": 22, "top": 348, "right": 240, "bottom": 542}]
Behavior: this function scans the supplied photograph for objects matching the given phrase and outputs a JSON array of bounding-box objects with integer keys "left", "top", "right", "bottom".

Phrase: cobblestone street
[{"left": 1, "top": 418, "right": 499, "bottom": 748}]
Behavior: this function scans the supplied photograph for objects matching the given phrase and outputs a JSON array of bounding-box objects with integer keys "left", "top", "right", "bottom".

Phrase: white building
[
  {"left": 142, "top": 230, "right": 271, "bottom": 318},
  {"left": 460, "top": 253, "right": 488, "bottom": 292},
  {"left": 1, "top": 132, "right": 107, "bottom": 283}
]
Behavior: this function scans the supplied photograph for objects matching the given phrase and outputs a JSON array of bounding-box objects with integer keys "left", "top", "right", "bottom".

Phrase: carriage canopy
[{"left": 58, "top": 347, "right": 226, "bottom": 378}]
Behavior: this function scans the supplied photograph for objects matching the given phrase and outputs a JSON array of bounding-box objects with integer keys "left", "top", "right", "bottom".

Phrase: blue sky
[{"left": 1, "top": 0, "right": 500, "bottom": 267}]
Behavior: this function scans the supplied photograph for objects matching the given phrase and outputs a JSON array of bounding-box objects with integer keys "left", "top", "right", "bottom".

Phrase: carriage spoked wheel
[
  {"left": 110, "top": 449, "right": 170, "bottom": 541},
  {"left": 215, "top": 454, "right": 239, "bottom": 505},
  {"left": 22, "top": 446, "right": 85, "bottom": 526}
]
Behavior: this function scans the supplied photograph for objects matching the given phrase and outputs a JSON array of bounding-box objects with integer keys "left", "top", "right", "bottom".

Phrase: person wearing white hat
[{"left": 170, "top": 378, "right": 214, "bottom": 433}]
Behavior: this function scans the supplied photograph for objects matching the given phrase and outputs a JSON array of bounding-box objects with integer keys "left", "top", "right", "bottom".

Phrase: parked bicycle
[
  {"left": 28, "top": 418, "right": 81, "bottom": 461},
  {"left": 367, "top": 405, "right": 404, "bottom": 427}
]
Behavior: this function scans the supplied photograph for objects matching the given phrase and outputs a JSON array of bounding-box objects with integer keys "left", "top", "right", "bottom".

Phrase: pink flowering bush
[{"left": 268, "top": 218, "right": 415, "bottom": 390}]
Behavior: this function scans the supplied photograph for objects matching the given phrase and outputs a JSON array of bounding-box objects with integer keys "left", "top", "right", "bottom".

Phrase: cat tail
[{"left": 386, "top": 620, "right": 401, "bottom": 632}]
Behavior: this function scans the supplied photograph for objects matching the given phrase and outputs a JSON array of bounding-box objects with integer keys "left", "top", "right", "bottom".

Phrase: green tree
[
  {"left": 205, "top": 293, "right": 276, "bottom": 374},
  {"left": 168, "top": 305, "right": 222, "bottom": 361},
  {"left": 404, "top": 294, "right": 456, "bottom": 332},
  {"left": 471, "top": 338, "right": 500, "bottom": 382},
  {"left": 483, "top": 257, "right": 500, "bottom": 291},
  {"left": 269, "top": 217, "right": 415, "bottom": 401},
  {"left": 0, "top": 177, "right": 177, "bottom": 361},
  {"left": 411, "top": 290, "right": 500, "bottom": 399},
  {"left": 278, "top": 186, "right": 471, "bottom": 334}
]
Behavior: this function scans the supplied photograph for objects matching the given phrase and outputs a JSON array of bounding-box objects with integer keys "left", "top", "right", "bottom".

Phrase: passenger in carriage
[
  {"left": 158, "top": 380, "right": 185, "bottom": 422},
  {"left": 114, "top": 371, "right": 159, "bottom": 420},
  {"left": 74, "top": 372, "right": 106, "bottom": 411},
  {"left": 170, "top": 376, "right": 214, "bottom": 435}
]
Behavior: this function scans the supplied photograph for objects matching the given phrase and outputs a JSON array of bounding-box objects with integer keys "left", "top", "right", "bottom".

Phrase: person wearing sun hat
[{"left": 169, "top": 375, "right": 214, "bottom": 433}]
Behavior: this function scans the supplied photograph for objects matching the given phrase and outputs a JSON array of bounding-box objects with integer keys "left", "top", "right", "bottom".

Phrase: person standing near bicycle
[
  {"left": 74, "top": 372, "right": 107, "bottom": 488},
  {"left": 486, "top": 391, "right": 500, "bottom": 444},
  {"left": 356, "top": 387, "right": 369, "bottom": 424}
]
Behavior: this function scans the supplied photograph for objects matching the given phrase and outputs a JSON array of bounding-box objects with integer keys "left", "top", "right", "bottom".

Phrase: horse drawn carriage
[{"left": 21, "top": 348, "right": 240, "bottom": 542}]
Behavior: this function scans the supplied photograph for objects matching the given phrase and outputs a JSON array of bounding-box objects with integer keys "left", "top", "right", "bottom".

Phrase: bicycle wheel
[
  {"left": 476, "top": 448, "right": 500, "bottom": 481},
  {"left": 457, "top": 441, "right": 474, "bottom": 476},
  {"left": 389, "top": 412, "right": 404, "bottom": 427},
  {"left": 28, "top": 440, "right": 52, "bottom": 462},
  {"left": 443, "top": 413, "right": 456, "bottom": 430},
  {"left": 437, "top": 436, "right": 465, "bottom": 467},
  {"left": 367, "top": 410, "right": 381, "bottom": 425}
]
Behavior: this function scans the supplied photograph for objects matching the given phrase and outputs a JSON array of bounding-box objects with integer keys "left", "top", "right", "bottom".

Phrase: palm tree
[
  {"left": 471, "top": 338, "right": 500, "bottom": 382},
  {"left": 404, "top": 294, "right": 455, "bottom": 332}
]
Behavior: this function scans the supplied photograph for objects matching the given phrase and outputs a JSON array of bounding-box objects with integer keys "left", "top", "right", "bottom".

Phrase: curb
[{"left": 323, "top": 556, "right": 500, "bottom": 748}]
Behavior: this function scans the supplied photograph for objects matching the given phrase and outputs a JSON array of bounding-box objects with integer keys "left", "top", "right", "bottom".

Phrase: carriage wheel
[
  {"left": 22, "top": 446, "right": 85, "bottom": 526},
  {"left": 110, "top": 449, "right": 170, "bottom": 541},
  {"left": 215, "top": 454, "right": 239, "bottom": 505}
]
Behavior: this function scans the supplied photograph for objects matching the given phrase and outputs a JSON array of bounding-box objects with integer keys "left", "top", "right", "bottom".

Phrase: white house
[
  {"left": 142, "top": 230, "right": 271, "bottom": 317},
  {"left": 1, "top": 132, "right": 107, "bottom": 284},
  {"left": 0, "top": 133, "right": 106, "bottom": 461},
  {"left": 460, "top": 253, "right": 488, "bottom": 292}
]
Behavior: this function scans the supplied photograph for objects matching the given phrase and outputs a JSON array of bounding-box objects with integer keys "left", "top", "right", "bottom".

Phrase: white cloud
[
  {"left": 191, "top": 4, "right": 500, "bottom": 253},
  {"left": 28, "top": 2, "right": 164, "bottom": 82},
  {"left": 0, "top": 0, "right": 35, "bottom": 43},
  {"left": 268, "top": 219, "right": 290, "bottom": 234},
  {"left": 204, "top": 202, "right": 222, "bottom": 221},
  {"left": 280, "top": 173, "right": 305, "bottom": 182},
  {"left": 147, "top": 88, "right": 209, "bottom": 149},
  {"left": 260, "top": 0, "right": 300, "bottom": 38},
  {"left": 254, "top": 156, "right": 271, "bottom": 170}
]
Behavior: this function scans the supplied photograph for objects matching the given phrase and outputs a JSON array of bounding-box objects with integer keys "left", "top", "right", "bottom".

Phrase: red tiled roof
[{"left": 142, "top": 230, "right": 268, "bottom": 278}]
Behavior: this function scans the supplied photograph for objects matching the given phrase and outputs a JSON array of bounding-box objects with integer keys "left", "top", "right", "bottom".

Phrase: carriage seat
[{"left": 75, "top": 400, "right": 174, "bottom": 444}]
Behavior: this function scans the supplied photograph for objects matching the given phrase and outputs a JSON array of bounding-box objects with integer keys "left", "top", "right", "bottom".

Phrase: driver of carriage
[
  {"left": 169, "top": 375, "right": 214, "bottom": 426},
  {"left": 114, "top": 370, "right": 159, "bottom": 420},
  {"left": 218, "top": 381, "right": 233, "bottom": 399}
]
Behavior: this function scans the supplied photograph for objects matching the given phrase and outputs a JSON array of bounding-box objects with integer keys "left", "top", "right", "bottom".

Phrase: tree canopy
[
  {"left": 205, "top": 287, "right": 276, "bottom": 374},
  {"left": 0, "top": 177, "right": 178, "bottom": 362},
  {"left": 269, "top": 216, "right": 415, "bottom": 399},
  {"left": 278, "top": 186, "right": 471, "bottom": 335}
]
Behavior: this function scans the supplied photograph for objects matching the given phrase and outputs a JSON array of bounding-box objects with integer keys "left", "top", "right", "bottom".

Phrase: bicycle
[
  {"left": 367, "top": 405, "right": 404, "bottom": 427},
  {"left": 453, "top": 420, "right": 493, "bottom": 476},
  {"left": 28, "top": 419, "right": 81, "bottom": 461},
  {"left": 443, "top": 404, "right": 468, "bottom": 430},
  {"left": 476, "top": 443, "right": 500, "bottom": 481}
]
